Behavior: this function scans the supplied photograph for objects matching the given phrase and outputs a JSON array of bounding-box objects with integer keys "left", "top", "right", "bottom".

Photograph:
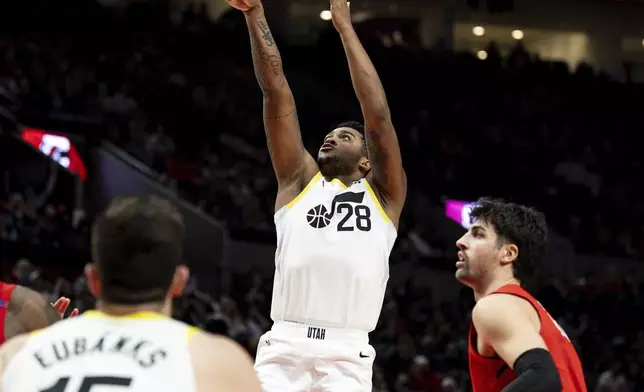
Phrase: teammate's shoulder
[
  {"left": 0, "top": 333, "right": 30, "bottom": 373},
  {"left": 188, "top": 330, "right": 261, "bottom": 391},
  {"left": 1, "top": 333, "right": 30, "bottom": 353},
  {"left": 189, "top": 330, "right": 250, "bottom": 358}
]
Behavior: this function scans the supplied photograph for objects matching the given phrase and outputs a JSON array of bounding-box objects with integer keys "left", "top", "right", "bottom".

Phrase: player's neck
[
  {"left": 473, "top": 276, "right": 521, "bottom": 302},
  {"left": 96, "top": 300, "right": 171, "bottom": 317},
  {"left": 323, "top": 173, "right": 364, "bottom": 187}
]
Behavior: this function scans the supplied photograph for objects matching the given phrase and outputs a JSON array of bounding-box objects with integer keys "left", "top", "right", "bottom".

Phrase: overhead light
[
  {"left": 472, "top": 26, "right": 485, "bottom": 37},
  {"left": 512, "top": 30, "right": 524, "bottom": 40},
  {"left": 477, "top": 50, "right": 488, "bottom": 60},
  {"left": 320, "top": 10, "right": 332, "bottom": 20},
  {"left": 641, "top": 38, "right": 644, "bottom": 47}
]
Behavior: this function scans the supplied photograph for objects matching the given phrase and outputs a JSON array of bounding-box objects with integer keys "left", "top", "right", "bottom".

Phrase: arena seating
[{"left": 1, "top": 1, "right": 644, "bottom": 390}]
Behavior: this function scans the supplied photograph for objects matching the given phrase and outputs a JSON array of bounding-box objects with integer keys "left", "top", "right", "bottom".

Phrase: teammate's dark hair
[
  {"left": 469, "top": 197, "right": 547, "bottom": 285},
  {"left": 336, "top": 121, "right": 367, "bottom": 156},
  {"left": 92, "top": 196, "right": 185, "bottom": 305}
]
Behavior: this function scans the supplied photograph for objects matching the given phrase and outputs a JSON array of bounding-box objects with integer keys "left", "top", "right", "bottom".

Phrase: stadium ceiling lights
[{"left": 472, "top": 26, "right": 485, "bottom": 36}]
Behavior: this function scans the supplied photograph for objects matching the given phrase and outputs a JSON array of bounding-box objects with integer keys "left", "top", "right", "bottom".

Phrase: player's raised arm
[
  {"left": 472, "top": 295, "right": 562, "bottom": 392},
  {"left": 330, "top": 0, "right": 406, "bottom": 223},
  {"left": 226, "top": 0, "right": 317, "bottom": 209}
]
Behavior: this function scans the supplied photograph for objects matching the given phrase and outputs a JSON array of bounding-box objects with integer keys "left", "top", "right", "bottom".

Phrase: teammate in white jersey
[
  {"left": 226, "top": 0, "right": 407, "bottom": 389},
  {"left": 0, "top": 196, "right": 261, "bottom": 392}
]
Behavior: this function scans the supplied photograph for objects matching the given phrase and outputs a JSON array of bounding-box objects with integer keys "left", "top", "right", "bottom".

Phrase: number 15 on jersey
[{"left": 42, "top": 376, "right": 132, "bottom": 392}]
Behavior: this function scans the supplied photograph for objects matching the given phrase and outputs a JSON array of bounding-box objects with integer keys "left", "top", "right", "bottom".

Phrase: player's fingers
[
  {"left": 51, "top": 297, "right": 67, "bottom": 312},
  {"left": 59, "top": 298, "right": 71, "bottom": 313},
  {"left": 69, "top": 308, "right": 80, "bottom": 318},
  {"left": 51, "top": 298, "right": 63, "bottom": 309}
]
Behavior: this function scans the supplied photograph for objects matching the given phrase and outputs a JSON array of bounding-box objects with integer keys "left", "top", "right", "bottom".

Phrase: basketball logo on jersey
[{"left": 306, "top": 191, "right": 372, "bottom": 231}]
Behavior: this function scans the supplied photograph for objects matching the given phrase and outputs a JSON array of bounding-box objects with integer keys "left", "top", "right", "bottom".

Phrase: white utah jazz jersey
[
  {"left": 272, "top": 172, "right": 397, "bottom": 332},
  {"left": 1, "top": 311, "right": 197, "bottom": 392}
]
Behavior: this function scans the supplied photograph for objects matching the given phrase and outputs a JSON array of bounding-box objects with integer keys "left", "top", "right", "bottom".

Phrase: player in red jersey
[
  {"left": 0, "top": 281, "right": 78, "bottom": 345},
  {"left": 455, "top": 198, "right": 587, "bottom": 392}
]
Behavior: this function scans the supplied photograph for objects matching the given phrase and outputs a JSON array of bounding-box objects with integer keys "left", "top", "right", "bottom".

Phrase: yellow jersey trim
[
  {"left": 83, "top": 310, "right": 167, "bottom": 320},
  {"left": 186, "top": 326, "right": 199, "bottom": 342},
  {"left": 285, "top": 172, "right": 323, "bottom": 209},
  {"left": 364, "top": 179, "right": 390, "bottom": 223},
  {"left": 330, "top": 178, "right": 349, "bottom": 189}
]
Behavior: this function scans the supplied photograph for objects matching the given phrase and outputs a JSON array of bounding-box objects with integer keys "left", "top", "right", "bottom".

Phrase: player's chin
[
  {"left": 318, "top": 150, "right": 335, "bottom": 159},
  {"left": 454, "top": 267, "right": 468, "bottom": 281}
]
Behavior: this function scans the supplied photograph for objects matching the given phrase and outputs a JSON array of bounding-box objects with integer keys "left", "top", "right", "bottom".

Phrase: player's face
[
  {"left": 317, "top": 127, "right": 366, "bottom": 177},
  {"left": 454, "top": 221, "right": 503, "bottom": 286}
]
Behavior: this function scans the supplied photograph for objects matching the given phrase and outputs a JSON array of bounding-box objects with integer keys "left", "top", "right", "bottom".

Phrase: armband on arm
[{"left": 502, "top": 348, "right": 562, "bottom": 392}]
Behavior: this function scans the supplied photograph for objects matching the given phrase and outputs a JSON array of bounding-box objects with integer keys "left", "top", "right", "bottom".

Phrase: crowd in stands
[{"left": 2, "top": 1, "right": 644, "bottom": 390}]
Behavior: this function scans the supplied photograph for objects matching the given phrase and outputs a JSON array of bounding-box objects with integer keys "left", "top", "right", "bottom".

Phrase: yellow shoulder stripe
[
  {"left": 285, "top": 172, "right": 322, "bottom": 209},
  {"left": 186, "top": 326, "right": 199, "bottom": 342},
  {"left": 83, "top": 310, "right": 167, "bottom": 320},
  {"left": 330, "top": 178, "right": 348, "bottom": 189},
  {"left": 364, "top": 179, "right": 390, "bottom": 223}
]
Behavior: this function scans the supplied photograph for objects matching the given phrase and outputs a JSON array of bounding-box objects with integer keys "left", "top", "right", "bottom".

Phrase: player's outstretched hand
[
  {"left": 226, "top": 0, "right": 261, "bottom": 13},
  {"left": 51, "top": 297, "right": 80, "bottom": 319},
  {"left": 330, "top": 0, "right": 352, "bottom": 32}
]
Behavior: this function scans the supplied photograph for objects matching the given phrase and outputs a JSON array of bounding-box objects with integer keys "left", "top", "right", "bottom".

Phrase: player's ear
[
  {"left": 359, "top": 156, "right": 370, "bottom": 174},
  {"left": 170, "top": 265, "right": 190, "bottom": 298},
  {"left": 500, "top": 243, "right": 519, "bottom": 266},
  {"left": 85, "top": 263, "right": 102, "bottom": 298}
]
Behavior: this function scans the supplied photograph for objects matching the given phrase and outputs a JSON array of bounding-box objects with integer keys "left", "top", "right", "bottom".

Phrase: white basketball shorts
[{"left": 254, "top": 321, "right": 376, "bottom": 392}]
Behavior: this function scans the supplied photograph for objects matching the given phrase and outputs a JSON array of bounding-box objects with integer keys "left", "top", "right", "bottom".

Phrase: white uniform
[
  {"left": 1, "top": 311, "right": 197, "bottom": 392},
  {"left": 255, "top": 172, "right": 397, "bottom": 392}
]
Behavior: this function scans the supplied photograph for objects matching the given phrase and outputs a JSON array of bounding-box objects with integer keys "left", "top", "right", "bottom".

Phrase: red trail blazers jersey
[
  {"left": 468, "top": 284, "right": 587, "bottom": 392},
  {"left": 0, "top": 282, "right": 16, "bottom": 345}
]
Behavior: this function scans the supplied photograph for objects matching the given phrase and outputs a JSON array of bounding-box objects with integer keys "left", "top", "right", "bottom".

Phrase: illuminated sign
[
  {"left": 21, "top": 127, "right": 87, "bottom": 182},
  {"left": 445, "top": 199, "right": 476, "bottom": 229}
]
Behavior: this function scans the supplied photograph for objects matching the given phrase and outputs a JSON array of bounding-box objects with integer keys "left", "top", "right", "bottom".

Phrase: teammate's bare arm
[
  {"left": 330, "top": 0, "right": 406, "bottom": 226},
  {"left": 226, "top": 0, "right": 317, "bottom": 211},
  {"left": 473, "top": 295, "right": 563, "bottom": 391},
  {"left": 4, "top": 286, "right": 63, "bottom": 340},
  {"left": 190, "top": 332, "right": 262, "bottom": 392}
]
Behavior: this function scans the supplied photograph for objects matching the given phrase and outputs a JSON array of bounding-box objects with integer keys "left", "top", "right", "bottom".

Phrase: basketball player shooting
[
  {"left": 456, "top": 198, "right": 587, "bottom": 392},
  {"left": 225, "top": 0, "right": 406, "bottom": 390},
  {"left": 0, "top": 196, "right": 261, "bottom": 392}
]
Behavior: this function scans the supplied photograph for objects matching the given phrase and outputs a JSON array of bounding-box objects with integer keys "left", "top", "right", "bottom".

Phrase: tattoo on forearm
[
  {"left": 249, "top": 17, "right": 286, "bottom": 91},
  {"left": 265, "top": 106, "right": 297, "bottom": 120},
  {"left": 257, "top": 20, "right": 275, "bottom": 47},
  {"left": 259, "top": 49, "right": 282, "bottom": 78}
]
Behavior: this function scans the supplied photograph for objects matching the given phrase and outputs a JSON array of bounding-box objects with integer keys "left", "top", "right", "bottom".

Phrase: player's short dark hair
[
  {"left": 92, "top": 196, "right": 185, "bottom": 305},
  {"left": 470, "top": 197, "right": 548, "bottom": 284},
  {"left": 335, "top": 121, "right": 367, "bottom": 156}
]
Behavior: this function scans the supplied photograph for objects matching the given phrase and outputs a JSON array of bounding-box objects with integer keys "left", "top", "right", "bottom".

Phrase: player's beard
[
  {"left": 317, "top": 153, "right": 359, "bottom": 178},
  {"left": 455, "top": 262, "right": 477, "bottom": 285}
]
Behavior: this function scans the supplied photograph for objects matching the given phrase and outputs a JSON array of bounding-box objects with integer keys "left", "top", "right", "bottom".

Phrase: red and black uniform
[
  {"left": 0, "top": 282, "right": 16, "bottom": 345},
  {"left": 468, "top": 284, "right": 586, "bottom": 392}
]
